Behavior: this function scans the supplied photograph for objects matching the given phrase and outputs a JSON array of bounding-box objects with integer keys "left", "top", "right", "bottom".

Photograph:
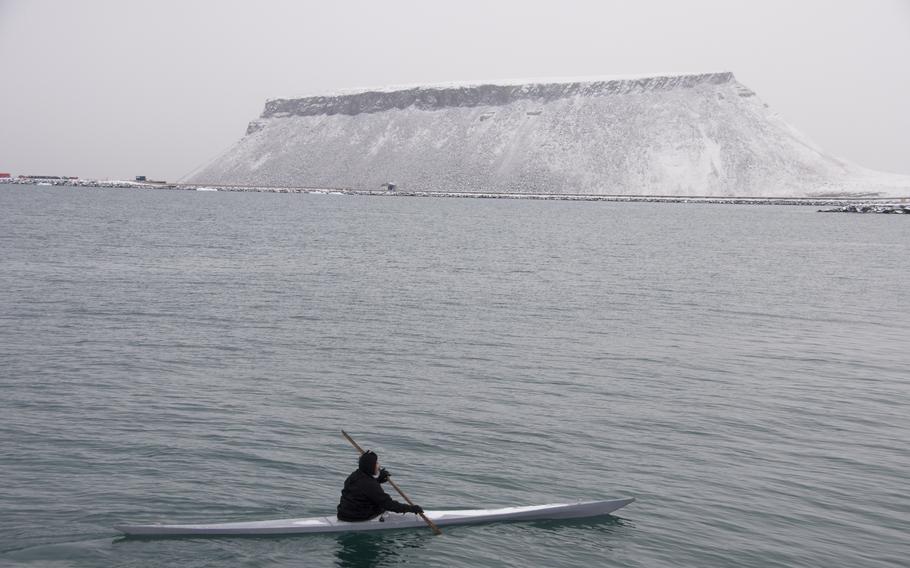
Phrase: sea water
[{"left": 1, "top": 185, "right": 908, "bottom": 567}]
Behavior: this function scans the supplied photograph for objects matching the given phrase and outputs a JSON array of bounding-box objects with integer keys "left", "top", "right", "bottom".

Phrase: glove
[
  {"left": 377, "top": 468, "right": 390, "bottom": 484},
  {"left": 408, "top": 504, "right": 424, "bottom": 515}
]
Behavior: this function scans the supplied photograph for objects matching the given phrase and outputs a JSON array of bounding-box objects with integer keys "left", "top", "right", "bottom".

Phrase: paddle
[{"left": 341, "top": 430, "right": 442, "bottom": 535}]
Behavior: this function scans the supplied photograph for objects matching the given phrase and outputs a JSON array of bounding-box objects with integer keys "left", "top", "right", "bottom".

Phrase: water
[{"left": 1, "top": 185, "right": 908, "bottom": 567}]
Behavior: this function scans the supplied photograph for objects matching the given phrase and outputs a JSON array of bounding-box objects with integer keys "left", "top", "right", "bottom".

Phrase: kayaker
[{"left": 337, "top": 450, "right": 424, "bottom": 521}]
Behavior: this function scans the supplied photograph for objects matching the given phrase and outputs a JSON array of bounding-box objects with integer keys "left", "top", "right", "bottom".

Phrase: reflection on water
[
  {"left": 334, "top": 532, "right": 428, "bottom": 568},
  {"left": 332, "top": 516, "right": 626, "bottom": 567},
  {"left": 527, "top": 514, "right": 627, "bottom": 532}
]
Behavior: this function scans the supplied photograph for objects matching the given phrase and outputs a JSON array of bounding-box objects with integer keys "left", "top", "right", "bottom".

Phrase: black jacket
[{"left": 337, "top": 470, "right": 412, "bottom": 521}]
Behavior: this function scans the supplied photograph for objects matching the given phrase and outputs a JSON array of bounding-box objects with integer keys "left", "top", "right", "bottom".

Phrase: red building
[{"left": 0, "top": 173, "right": 11, "bottom": 178}]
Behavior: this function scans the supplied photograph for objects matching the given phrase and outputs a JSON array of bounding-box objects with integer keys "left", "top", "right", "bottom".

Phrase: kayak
[{"left": 114, "top": 497, "right": 634, "bottom": 536}]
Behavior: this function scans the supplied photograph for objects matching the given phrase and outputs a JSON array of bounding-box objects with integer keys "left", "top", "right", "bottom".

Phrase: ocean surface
[{"left": 1, "top": 185, "right": 908, "bottom": 568}]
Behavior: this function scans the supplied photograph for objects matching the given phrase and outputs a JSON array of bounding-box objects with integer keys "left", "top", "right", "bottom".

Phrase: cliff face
[
  {"left": 260, "top": 73, "right": 735, "bottom": 118},
  {"left": 187, "top": 73, "right": 909, "bottom": 197}
]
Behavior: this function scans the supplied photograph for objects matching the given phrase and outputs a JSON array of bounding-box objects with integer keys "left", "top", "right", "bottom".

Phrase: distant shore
[{"left": 2, "top": 178, "right": 907, "bottom": 208}]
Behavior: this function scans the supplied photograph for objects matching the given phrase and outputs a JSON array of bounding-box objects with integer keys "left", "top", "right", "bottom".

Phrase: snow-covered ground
[{"left": 185, "top": 72, "right": 910, "bottom": 198}]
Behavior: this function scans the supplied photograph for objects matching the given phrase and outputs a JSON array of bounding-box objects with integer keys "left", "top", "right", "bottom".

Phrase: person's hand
[
  {"left": 377, "top": 468, "right": 390, "bottom": 484},
  {"left": 408, "top": 504, "right": 424, "bottom": 515}
]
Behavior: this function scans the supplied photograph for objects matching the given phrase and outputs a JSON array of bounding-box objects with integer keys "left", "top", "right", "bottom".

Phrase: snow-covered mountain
[{"left": 186, "top": 72, "right": 909, "bottom": 197}]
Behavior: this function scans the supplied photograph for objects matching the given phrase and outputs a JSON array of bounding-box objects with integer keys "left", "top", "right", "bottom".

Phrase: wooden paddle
[{"left": 341, "top": 430, "right": 442, "bottom": 535}]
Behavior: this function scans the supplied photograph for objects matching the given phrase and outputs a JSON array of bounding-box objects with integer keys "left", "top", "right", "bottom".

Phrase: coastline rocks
[
  {"left": 818, "top": 204, "right": 909, "bottom": 214},
  {"left": 3, "top": 179, "right": 904, "bottom": 210}
]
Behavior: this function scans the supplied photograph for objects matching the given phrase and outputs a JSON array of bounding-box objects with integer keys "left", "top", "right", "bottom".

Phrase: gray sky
[{"left": 1, "top": 0, "right": 908, "bottom": 181}]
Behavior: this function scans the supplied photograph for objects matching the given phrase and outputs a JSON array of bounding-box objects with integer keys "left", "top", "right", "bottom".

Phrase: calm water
[{"left": 1, "top": 185, "right": 908, "bottom": 567}]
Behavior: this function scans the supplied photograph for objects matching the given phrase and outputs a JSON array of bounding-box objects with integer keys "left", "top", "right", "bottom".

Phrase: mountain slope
[{"left": 186, "top": 73, "right": 909, "bottom": 197}]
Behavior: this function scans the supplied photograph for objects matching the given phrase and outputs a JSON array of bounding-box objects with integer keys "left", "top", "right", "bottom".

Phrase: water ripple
[{"left": 1, "top": 187, "right": 908, "bottom": 567}]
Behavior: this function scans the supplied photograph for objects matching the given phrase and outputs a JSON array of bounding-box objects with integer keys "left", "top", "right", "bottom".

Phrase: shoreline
[{"left": 2, "top": 178, "right": 907, "bottom": 207}]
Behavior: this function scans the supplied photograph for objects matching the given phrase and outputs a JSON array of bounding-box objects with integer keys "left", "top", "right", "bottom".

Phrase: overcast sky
[{"left": 1, "top": 0, "right": 908, "bottom": 181}]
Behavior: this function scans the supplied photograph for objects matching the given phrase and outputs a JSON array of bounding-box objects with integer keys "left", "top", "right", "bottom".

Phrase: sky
[{"left": 1, "top": 0, "right": 908, "bottom": 181}]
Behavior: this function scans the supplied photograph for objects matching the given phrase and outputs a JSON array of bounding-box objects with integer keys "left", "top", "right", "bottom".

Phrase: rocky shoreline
[
  {"left": 818, "top": 204, "right": 908, "bottom": 214},
  {"left": 3, "top": 178, "right": 907, "bottom": 208}
]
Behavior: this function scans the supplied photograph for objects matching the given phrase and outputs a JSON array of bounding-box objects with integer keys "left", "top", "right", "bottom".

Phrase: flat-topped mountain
[{"left": 186, "top": 73, "right": 909, "bottom": 197}]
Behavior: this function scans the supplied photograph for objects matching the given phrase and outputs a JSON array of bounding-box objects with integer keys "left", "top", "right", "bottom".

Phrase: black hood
[{"left": 358, "top": 451, "right": 378, "bottom": 475}]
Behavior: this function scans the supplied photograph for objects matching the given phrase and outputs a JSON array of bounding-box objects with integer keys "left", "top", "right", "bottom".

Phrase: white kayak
[{"left": 115, "top": 497, "right": 634, "bottom": 536}]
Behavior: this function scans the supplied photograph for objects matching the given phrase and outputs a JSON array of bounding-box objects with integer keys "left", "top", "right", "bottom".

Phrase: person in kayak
[{"left": 337, "top": 450, "right": 424, "bottom": 521}]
